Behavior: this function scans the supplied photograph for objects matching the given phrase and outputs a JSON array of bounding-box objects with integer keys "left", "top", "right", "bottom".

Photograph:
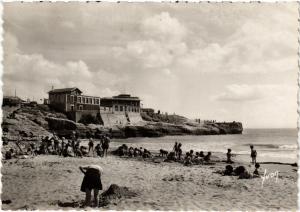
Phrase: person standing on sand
[
  {"left": 226, "top": 149, "right": 233, "bottom": 163},
  {"left": 177, "top": 143, "right": 182, "bottom": 160},
  {"left": 250, "top": 145, "right": 257, "bottom": 164},
  {"left": 88, "top": 138, "right": 94, "bottom": 156},
  {"left": 102, "top": 135, "right": 110, "bottom": 157},
  {"left": 173, "top": 142, "right": 178, "bottom": 157},
  {"left": 79, "top": 165, "right": 103, "bottom": 207}
]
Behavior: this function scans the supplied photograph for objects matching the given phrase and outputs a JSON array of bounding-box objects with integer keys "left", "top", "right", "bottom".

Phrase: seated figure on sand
[
  {"left": 159, "top": 149, "right": 168, "bottom": 157},
  {"left": 199, "top": 151, "right": 204, "bottom": 157},
  {"left": 80, "top": 146, "right": 89, "bottom": 157},
  {"left": 204, "top": 152, "right": 212, "bottom": 162},
  {"left": 224, "top": 165, "right": 234, "bottom": 176},
  {"left": 133, "top": 148, "right": 139, "bottom": 157},
  {"left": 5, "top": 148, "right": 15, "bottom": 160},
  {"left": 79, "top": 165, "right": 103, "bottom": 207},
  {"left": 62, "top": 143, "right": 73, "bottom": 157},
  {"left": 143, "top": 148, "right": 151, "bottom": 158},
  {"left": 128, "top": 147, "right": 134, "bottom": 157},
  {"left": 95, "top": 143, "right": 103, "bottom": 157},
  {"left": 253, "top": 163, "right": 260, "bottom": 177},
  {"left": 192, "top": 154, "right": 203, "bottom": 165},
  {"left": 234, "top": 165, "right": 251, "bottom": 179},
  {"left": 189, "top": 150, "right": 194, "bottom": 159},
  {"left": 184, "top": 153, "right": 193, "bottom": 166},
  {"left": 165, "top": 152, "right": 176, "bottom": 162}
]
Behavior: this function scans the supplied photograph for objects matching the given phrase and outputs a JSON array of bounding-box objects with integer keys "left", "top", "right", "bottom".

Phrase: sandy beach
[{"left": 1, "top": 150, "right": 297, "bottom": 210}]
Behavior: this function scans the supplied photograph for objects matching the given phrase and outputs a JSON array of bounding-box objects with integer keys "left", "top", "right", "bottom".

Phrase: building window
[
  {"left": 115, "top": 105, "right": 118, "bottom": 111},
  {"left": 120, "top": 106, "right": 123, "bottom": 111},
  {"left": 77, "top": 97, "right": 81, "bottom": 103},
  {"left": 95, "top": 99, "right": 99, "bottom": 105},
  {"left": 85, "top": 98, "right": 88, "bottom": 104}
]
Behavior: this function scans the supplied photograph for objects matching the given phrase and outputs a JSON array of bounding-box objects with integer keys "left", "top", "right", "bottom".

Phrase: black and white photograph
[{"left": 1, "top": 2, "right": 298, "bottom": 210}]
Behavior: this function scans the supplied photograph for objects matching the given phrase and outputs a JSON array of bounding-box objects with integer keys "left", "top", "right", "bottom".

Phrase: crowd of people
[
  {"left": 114, "top": 144, "right": 152, "bottom": 158},
  {"left": 4, "top": 131, "right": 111, "bottom": 160},
  {"left": 114, "top": 141, "right": 217, "bottom": 166},
  {"left": 114, "top": 141, "right": 260, "bottom": 178}
]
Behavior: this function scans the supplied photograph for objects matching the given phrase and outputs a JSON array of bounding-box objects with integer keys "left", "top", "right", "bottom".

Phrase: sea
[{"left": 112, "top": 128, "right": 298, "bottom": 164}]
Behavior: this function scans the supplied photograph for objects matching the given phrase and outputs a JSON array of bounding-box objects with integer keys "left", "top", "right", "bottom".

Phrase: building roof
[
  {"left": 102, "top": 94, "right": 140, "bottom": 101},
  {"left": 3, "top": 96, "right": 24, "bottom": 102},
  {"left": 48, "top": 87, "right": 82, "bottom": 94}
]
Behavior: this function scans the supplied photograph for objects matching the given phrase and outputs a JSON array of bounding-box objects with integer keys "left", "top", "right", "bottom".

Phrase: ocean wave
[
  {"left": 243, "top": 143, "right": 279, "bottom": 148},
  {"left": 278, "top": 144, "right": 298, "bottom": 150}
]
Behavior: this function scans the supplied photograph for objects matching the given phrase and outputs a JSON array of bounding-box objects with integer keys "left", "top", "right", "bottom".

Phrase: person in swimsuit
[
  {"left": 250, "top": 145, "right": 257, "bottom": 164},
  {"left": 102, "top": 136, "right": 110, "bottom": 157},
  {"left": 79, "top": 165, "right": 103, "bottom": 207},
  {"left": 226, "top": 149, "right": 233, "bottom": 163},
  {"left": 88, "top": 138, "right": 94, "bottom": 156}
]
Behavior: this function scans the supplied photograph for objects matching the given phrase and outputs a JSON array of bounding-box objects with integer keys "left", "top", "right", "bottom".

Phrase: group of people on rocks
[{"left": 4, "top": 131, "right": 111, "bottom": 160}]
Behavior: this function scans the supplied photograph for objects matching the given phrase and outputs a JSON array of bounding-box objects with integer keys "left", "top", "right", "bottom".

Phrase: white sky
[{"left": 3, "top": 2, "right": 299, "bottom": 128}]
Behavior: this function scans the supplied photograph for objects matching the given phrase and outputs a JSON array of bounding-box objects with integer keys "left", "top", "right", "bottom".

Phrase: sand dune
[{"left": 1, "top": 154, "right": 297, "bottom": 210}]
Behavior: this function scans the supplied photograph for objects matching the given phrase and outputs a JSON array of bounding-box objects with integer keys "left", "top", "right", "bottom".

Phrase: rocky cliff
[{"left": 2, "top": 104, "right": 243, "bottom": 141}]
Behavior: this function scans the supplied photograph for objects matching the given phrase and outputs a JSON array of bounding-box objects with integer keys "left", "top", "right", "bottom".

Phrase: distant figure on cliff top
[
  {"left": 250, "top": 145, "right": 257, "bottom": 164},
  {"left": 79, "top": 165, "right": 103, "bottom": 207}
]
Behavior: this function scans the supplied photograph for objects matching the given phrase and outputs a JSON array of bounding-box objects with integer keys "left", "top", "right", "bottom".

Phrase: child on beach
[
  {"left": 253, "top": 163, "right": 260, "bottom": 177},
  {"left": 102, "top": 136, "right": 110, "bottom": 157},
  {"left": 173, "top": 142, "right": 178, "bottom": 157},
  {"left": 79, "top": 165, "right": 103, "bottom": 207},
  {"left": 226, "top": 149, "right": 233, "bottom": 163},
  {"left": 204, "top": 152, "right": 211, "bottom": 162},
  {"left": 95, "top": 143, "right": 103, "bottom": 157},
  {"left": 177, "top": 143, "right": 182, "bottom": 160},
  {"left": 88, "top": 138, "right": 94, "bottom": 156},
  {"left": 250, "top": 145, "right": 257, "bottom": 164}
]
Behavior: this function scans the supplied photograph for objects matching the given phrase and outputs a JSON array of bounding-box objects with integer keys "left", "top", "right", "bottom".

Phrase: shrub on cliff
[{"left": 78, "top": 114, "right": 102, "bottom": 125}]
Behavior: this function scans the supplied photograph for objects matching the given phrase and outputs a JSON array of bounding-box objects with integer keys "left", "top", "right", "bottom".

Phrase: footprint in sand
[{"left": 162, "top": 175, "right": 185, "bottom": 182}]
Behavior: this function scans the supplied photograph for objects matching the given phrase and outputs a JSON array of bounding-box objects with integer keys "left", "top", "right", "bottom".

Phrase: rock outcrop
[{"left": 2, "top": 104, "right": 243, "bottom": 141}]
